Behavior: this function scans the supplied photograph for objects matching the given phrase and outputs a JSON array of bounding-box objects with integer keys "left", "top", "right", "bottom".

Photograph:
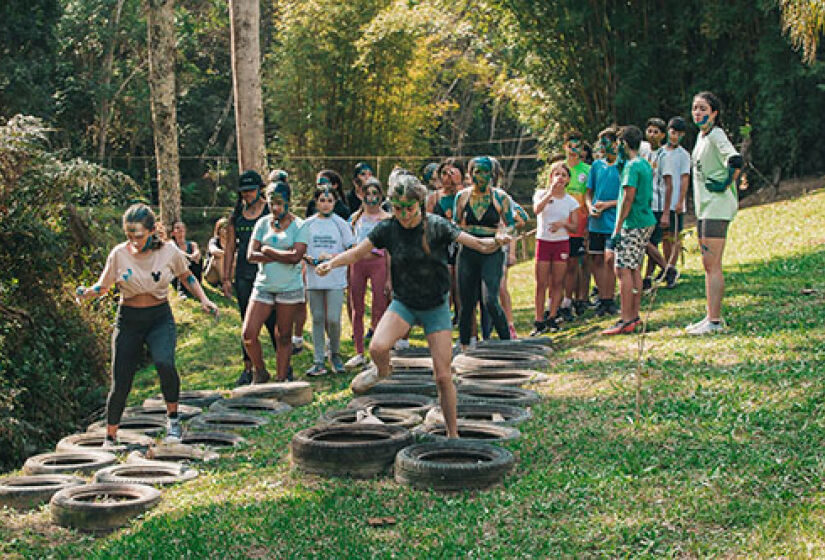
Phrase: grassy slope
[{"left": 3, "top": 189, "right": 825, "bottom": 559}]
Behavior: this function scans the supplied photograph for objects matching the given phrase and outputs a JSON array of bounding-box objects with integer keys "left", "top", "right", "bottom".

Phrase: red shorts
[{"left": 536, "top": 239, "right": 570, "bottom": 263}]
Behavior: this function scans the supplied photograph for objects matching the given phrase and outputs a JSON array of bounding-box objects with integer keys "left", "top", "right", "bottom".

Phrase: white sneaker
[
  {"left": 687, "top": 319, "right": 726, "bottom": 335},
  {"left": 355, "top": 407, "right": 384, "bottom": 425},
  {"left": 424, "top": 407, "right": 444, "bottom": 425},
  {"left": 350, "top": 363, "right": 388, "bottom": 394},
  {"left": 469, "top": 336, "right": 478, "bottom": 349},
  {"left": 394, "top": 339, "right": 410, "bottom": 351},
  {"left": 345, "top": 353, "right": 366, "bottom": 370},
  {"left": 685, "top": 317, "right": 709, "bottom": 333}
]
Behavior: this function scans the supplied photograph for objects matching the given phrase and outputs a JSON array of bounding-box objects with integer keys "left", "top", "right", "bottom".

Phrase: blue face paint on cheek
[
  {"left": 694, "top": 114, "right": 709, "bottom": 126},
  {"left": 141, "top": 237, "right": 152, "bottom": 251}
]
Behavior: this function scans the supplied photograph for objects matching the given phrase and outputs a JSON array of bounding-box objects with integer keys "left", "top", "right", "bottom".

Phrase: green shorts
[{"left": 388, "top": 294, "right": 452, "bottom": 335}]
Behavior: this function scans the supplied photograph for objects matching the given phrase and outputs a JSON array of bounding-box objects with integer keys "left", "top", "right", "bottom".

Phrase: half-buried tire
[
  {"left": 457, "top": 383, "right": 541, "bottom": 407},
  {"left": 394, "top": 441, "right": 514, "bottom": 491},
  {"left": 143, "top": 390, "right": 224, "bottom": 409},
  {"left": 0, "top": 475, "right": 85, "bottom": 509},
  {"left": 189, "top": 412, "right": 270, "bottom": 432},
  {"left": 210, "top": 397, "right": 292, "bottom": 415},
  {"left": 50, "top": 483, "right": 161, "bottom": 532},
  {"left": 86, "top": 415, "right": 167, "bottom": 437},
  {"left": 347, "top": 394, "right": 436, "bottom": 416},
  {"left": 391, "top": 356, "right": 433, "bottom": 370},
  {"left": 93, "top": 462, "right": 198, "bottom": 486},
  {"left": 121, "top": 404, "right": 202, "bottom": 421},
  {"left": 474, "top": 338, "right": 554, "bottom": 356},
  {"left": 23, "top": 451, "right": 117, "bottom": 476},
  {"left": 364, "top": 378, "right": 443, "bottom": 397},
  {"left": 230, "top": 381, "right": 313, "bottom": 406},
  {"left": 181, "top": 431, "right": 246, "bottom": 449},
  {"left": 452, "top": 350, "right": 549, "bottom": 372},
  {"left": 412, "top": 421, "right": 520, "bottom": 443},
  {"left": 126, "top": 444, "right": 219, "bottom": 464},
  {"left": 320, "top": 407, "right": 422, "bottom": 428},
  {"left": 423, "top": 403, "right": 531, "bottom": 426},
  {"left": 291, "top": 424, "right": 413, "bottom": 478},
  {"left": 56, "top": 432, "right": 154, "bottom": 454},
  {"left": 456, "top": 369, "right": 549, "bottom": 387}
]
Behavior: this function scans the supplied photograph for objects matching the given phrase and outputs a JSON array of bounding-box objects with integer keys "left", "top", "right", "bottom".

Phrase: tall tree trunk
[
  {"left": 229, "top": 0, "right": 266, "bottom": 174},
  {"left": 97, "top": 0, "right": 126, "bottom": 162},
  {"left": 145, "top": 0, "right": 180, "bottom": 230}
]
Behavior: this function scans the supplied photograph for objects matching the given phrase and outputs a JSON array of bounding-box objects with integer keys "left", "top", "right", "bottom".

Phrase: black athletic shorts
[
  {"left": 568, "top": 236, "right": 586, "bottom": 258},
  {"left": 588, "top": 232, "right": 610, "bottom": 254},
  {"left": 697, "top": 219, "right": 729, "bottom": 239}
]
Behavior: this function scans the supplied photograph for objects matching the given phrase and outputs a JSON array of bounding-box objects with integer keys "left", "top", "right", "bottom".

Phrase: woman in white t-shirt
[
  {"left": 531, "top": 159, "right": 579, "bottom": 335},
  {"left": 75, "top": 204, "right": 218, "bottom": 447},
  {"left": 302, "top": 186, "right": 355, "bottom": 376}
]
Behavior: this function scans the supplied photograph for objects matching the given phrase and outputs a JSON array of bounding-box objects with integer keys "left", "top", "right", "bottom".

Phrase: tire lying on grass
[
  {"left": 93, "top": 462, "right": 198, "bottom": 486},
  {"left": 50, "top": 483, "right": 161, "bottom": 532},
  {"left": 210, "top": 397, "right": 291, "bottom": 415},
  {"left": 230, "top": 381, "right": 313, "bottom": 407},
  {"left": 391, "top": 367, "right": 434, "bottom": 378},
  {"left": 291, "top": 424, "right": 413, "bottom": 478},
  {"left": 394, "top": 440, "right": 514, "bottom": 491},
  {"left": 320, "top": 407, "right": 422, "bottom": 428},
  {"left": 23, "top": 451, "right": 118, "bottom": 476},
  {"left": 180, "top": 431, "right": 246, "bottom": 449},
  {"left": 412, "top": 421, "right": 520, "bottom": 443},
  {"left": 457, "top": 384, "right": 541, "bottom": 407},
  {"left": 423, "top": 403, "right": 532, "bottom": 426},
  {"left": 452, "top": 349, "right": 549, "bottom": 373},
  {"left": 347, "top": 393, "right": 436, "bottom": 416},
  {"left": 126, "top": 444, "right": 219, "bottom": 464},
  {"left": 87, "top": 415, "right": 168, "bottom": 437},
  {"left": 391, "top": 356, "right": 433, "bottom": 370},
  {"left": 390, "top": 346, "right": 432, "bottom": 358},
  {"left": 143, "top": 390, "right": 224, "bottom": 409},
  {"left": 0, "top": 475, "right": 85, "bottom": 510},
  {"left": 122, "top": 404, "right": 202, "bottom": 421},
  {"left": 189, "top": 412, "right": 270, "bottom": 432},
  {"left": 56, "top": 432, "right": 154, "bottom": 454},
  {"left": 364, "top": 378, "right": 445, "bottom": 397},
  {"left": 473, "top": 338, "right": 554, "bottom": 355},
  {"left": 456, "top": 369, "right": 549, "bottom": 387}
]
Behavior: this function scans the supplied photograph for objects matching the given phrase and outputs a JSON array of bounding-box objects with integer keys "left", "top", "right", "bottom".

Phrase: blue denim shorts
[{"left": 388, "top": 294, "right": 452, "bottom": 335}]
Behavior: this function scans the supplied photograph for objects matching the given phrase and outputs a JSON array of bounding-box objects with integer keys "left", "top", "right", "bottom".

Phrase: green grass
[{"left": 3, "top": 188, "right": 825, "bottom": 558}]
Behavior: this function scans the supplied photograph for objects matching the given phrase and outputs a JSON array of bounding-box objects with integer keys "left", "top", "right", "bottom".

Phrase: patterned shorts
[{"left": 613, "top": 226, "right": 654, "bottom": 270}]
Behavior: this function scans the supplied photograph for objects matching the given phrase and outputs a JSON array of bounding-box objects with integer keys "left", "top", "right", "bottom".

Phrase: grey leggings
[
  {"left": 308, "top": 288, "right": 345, "bottom": 364},
  {"left": 457, "top": 246, "right": 510, "bottom": 344},
  {"left": 107, "top": 303, "right": 179, "bottom": 425}
]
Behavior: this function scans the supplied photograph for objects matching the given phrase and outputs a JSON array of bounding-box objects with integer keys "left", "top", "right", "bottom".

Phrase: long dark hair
[
  {"left": 350, "top": 177, "right": 385, "bottom": 227},
  {"left": 123, "top": 203, "right": 164, "bottom": 251},
  {"left": 318, "top": 169, "right": 346, "bottom": 202},
  {"left": 694, "top": 91, "right": 723, "bottom": 129}
]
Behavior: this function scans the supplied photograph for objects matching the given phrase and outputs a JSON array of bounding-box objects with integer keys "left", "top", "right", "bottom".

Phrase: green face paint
[
  {"left": 617, "top": 143, "right": 627, "bottom": 160},
  {"left": 391, "top": 198, "right": 418, "bottom": 210},
  {"left": 600, "top": 137, "right": 616, "bottom": 155}
]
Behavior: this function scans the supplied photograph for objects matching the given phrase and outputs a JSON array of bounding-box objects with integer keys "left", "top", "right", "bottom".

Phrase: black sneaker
[
  {"left": 291, "top": 343, "right": 304, "bottom": 356},
  {"left": 529, "top": 320, "right": 547, "bottom": 337},
  {"left": 665, "top": 267, "right": 680, "bottom": 289},
  {"left": 642, "top": 277, "right": 653, "bottom": 294},
  {"left": 235, "top": 369, "right": 253, "bottom": 387},
  {"left": 573, "top": 300, "right": 589, "bottom": 317},
  {"left": 286, "top": 365, "right": 294, "bottom": 382},
  {"left": 605, "top": 300, "right": 619, "bottom": 315},
  {"left": 558, "top": 306, "right": 575, "bottom": 323},
  {"left": 365, "top": 328, "right": 374, "bottom": 340},
  {"left": 545, "top": 316, "right": 561, "bottom": 332},
  {"left": 542, "top": 310, "right": 550, "bottom": 322},
  {"left": 653, "top": 268, "right": 667, "bottom": 283}
]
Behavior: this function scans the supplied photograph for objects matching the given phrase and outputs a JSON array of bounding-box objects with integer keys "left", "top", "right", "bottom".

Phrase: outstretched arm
[{"left": 177, "top": 271, "right": 219, "bottom": 317}]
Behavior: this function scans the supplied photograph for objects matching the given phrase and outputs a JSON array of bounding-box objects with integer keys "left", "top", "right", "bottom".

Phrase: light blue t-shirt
[
  {"left": 586, "top": 159, "right": 621, "bottom": 234},
  {"left": 304, "top": 214, "right": 354, "bottom": 290},
  {"left": 252, "top": 216, "right": 308, "bottom": 293}
]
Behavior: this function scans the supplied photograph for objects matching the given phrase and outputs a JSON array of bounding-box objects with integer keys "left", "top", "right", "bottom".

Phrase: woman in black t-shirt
[
  {"left": 222, "top": 170, "right": 279, "bottom": 386},
  {"left": 317, "top": 168, "right": 509, "bottom": 438}
]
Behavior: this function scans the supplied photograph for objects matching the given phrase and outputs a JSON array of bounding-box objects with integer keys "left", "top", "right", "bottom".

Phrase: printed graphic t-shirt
[
  {"left": 368, "top": 214, "right": 461, "bottom": 310},
  {"left": 565, "top": 161, "right": 591, "bottom": 237},
  {"left": 304, "top": 214, "right": 354, "bottom": 290},
  {"left": 98, "top": 241, "right": 190, "bottom": 302},
  {"left": 251, "top": 216, "right": 308, "bottom": 293}
]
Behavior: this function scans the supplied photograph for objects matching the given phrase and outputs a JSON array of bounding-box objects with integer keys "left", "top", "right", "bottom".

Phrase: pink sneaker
[{"left": 508, "top": 324, "right": 518, "bottom": 339}]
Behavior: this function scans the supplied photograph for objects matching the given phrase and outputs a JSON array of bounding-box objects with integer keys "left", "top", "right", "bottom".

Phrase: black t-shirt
[
  {"left": 368, "top": 214, "right": 461, "bottom": 310},
  {"left": 233, "top": 205, "right": 270, "bottom": 279}
]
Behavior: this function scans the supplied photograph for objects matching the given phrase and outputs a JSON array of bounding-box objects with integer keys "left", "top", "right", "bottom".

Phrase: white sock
[
  {"left": 561, "top": 298, "right": 572, "bottom": 308},
  {"left": 292, "top": 336, "right": 303, "bottom": 346}
]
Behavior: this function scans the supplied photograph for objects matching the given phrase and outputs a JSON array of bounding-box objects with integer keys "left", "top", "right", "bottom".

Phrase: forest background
[{"left": 0, "top": 0, "right": 824, "bottom": 470}]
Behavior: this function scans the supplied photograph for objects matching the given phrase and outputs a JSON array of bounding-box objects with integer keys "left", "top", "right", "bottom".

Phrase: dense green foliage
[{"left": 0, "top": 116, "right": 139, "bottom": 471}]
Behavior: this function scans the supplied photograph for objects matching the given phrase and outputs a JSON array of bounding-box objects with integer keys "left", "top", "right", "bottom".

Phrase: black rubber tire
[
  {"left": 424, "top": 403, "right": 532, "bottom": 426},
  {"left": 291, "top": 424, "right": 413, "bottom": 478},
  {"left": 23, "top": 451, "right": 118, "bottom": 476},
  {"left": 93, "top": 462, "right": 198, "bottom": 486},
  {"left": 391, "top": 356, "right": 433, "bottom": 370},
  {"left": 230, "top": 381, "right": 313, "bottom": 406},
  {"left": 452, "top": 350, "right": 549, "bottom": 373},
  {"left": 143, "top": 390, "right": 225, "bottom": 409},
  {"left": 392, "top": 367, "right": 434, "bottom": 377},
  {"left": 347, "top": 394, "right": 436, "bottom": 416},
  {"left": 457, "top": 383, "right": 541, "bottom": 407},
  {"left": 412, "top": 421, "right": 520, "bottom": 443},
  {"left": 474, "top": 338, "right": 554, "bottom": 356},
  {"left": 0, "top": 475, "right": 85, "bottom": 510},
  {"left": 56, "top": 432, "right": 154, "bottom": 454},
  {"left": 87, "top": 415, "right": 167, "bottom": 436},
  {"left": 122, "top": 404, "right": 202, "bottom": 421},
  {"left": 126, "top": 444, "right": 219, "bottom": 464},
  {"left": 50, "top": 482, "right": 162, "bottom": 532},
  {"left": 210, "top": 397, "right": 292, "bottom": 415},
  {"left": 394, "top": 440, "right": 514, "bottom": 491},
  {"left": 189, "top": 412, "right": 270, "bottom": 432},
  {"left": 364, "top": 378, "right": 445, "bottom": 397},
  {"left": 181, "top": 431, "right": 246, "bottom": 449},
  {"left": 319, "top": 407, "right": 422, "bottom": 428},
  {"left": 390, "top": 346, "right": 432, "bottom": 358},
  {"left": 456, "top": 369, "right": 549, "bottom": 387}
]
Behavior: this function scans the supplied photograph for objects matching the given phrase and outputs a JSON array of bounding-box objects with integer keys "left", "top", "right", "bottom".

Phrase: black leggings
[
  {"left": 457, "top": 246, "right": 510, "bottom": 344},
  {"left": 107, "top": 302, "right": 179, "bottom": 425},
  {"left": 235, "top": 276, "right": 277, "bottom": 365}
]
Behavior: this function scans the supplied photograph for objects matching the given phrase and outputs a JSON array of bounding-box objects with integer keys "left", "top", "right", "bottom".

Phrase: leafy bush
[{"left": 0, "top": 114, "right": 139, "bottom": 471}]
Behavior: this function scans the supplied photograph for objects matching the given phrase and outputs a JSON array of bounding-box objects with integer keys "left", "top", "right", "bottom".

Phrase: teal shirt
[
  {"left": 251, "top": 216, "right": 308, "bottom": 293},
  {"left": 618, "top": 156, "right": 656, "bottom": 230}
]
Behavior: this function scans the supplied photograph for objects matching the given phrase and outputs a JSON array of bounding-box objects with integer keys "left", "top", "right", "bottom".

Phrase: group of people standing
[{"left": 75, "top": 90, "right": 741, "bottom": 445}]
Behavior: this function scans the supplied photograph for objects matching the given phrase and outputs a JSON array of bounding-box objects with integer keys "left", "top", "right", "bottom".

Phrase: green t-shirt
[
  {"left": 618, "top": 156, "right": 656, "bottom": 230},
  {"left": 566, "top": 160, "right": 590, "bottom": 236}
]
